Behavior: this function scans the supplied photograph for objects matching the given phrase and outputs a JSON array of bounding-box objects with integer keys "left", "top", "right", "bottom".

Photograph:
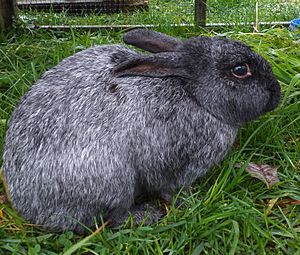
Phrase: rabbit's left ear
[
  {"left": 113, "top": 54, "right": 191, "bottom": 79},
  {"left": 123, "top": 29, "right": 182, "bottom": 53}
]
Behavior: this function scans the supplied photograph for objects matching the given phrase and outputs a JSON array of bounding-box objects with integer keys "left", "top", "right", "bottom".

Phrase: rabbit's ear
[
  {"left": 113, "top": 54, "right": 191, "bottom": 79},
  {"left": 123, "top": 29, "right": 182, "bottom": 53}
]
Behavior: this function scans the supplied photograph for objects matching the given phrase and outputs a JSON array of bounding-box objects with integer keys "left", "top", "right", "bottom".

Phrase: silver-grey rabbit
[{"left": 2, "top": 29, "right": 281, "bottom": 233}]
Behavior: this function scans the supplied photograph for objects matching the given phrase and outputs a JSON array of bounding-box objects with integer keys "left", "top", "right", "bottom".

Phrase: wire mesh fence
[
  {"left": 18, "top": 0, "right": 149, "bottom": 13},
  {"left": 17, "top": 0, "right": 300, "bottom": 28}
]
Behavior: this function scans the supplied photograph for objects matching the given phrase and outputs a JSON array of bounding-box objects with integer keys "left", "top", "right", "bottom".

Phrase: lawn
[
  {"left": 1, "top": 2, "right": 300, "bottom": 254},
  {"left": 17, "top": 0, "right": 300, "bottom": 28}
]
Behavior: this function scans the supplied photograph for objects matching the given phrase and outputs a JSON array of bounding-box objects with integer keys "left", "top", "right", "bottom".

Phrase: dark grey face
[
  {"left": 181, "top": 37, "right": 281, "bottom": 125},
  {"left": 119, "top": 30, "right": 280, "bottom": 126}
]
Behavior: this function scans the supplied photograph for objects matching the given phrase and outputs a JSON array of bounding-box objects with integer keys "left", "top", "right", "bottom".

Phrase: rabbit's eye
[{"left": 231, "top": 63, "right": 251, "bottom": 79}]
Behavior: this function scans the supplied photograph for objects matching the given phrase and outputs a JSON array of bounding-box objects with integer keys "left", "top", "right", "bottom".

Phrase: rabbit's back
[{"left": 3, "top": 45, "right": 143, "bottom": 231}]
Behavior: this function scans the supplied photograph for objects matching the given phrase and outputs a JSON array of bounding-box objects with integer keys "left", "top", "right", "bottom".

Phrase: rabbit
[{"left": 2, "top": 29, "right": 281, "bottom": 233}]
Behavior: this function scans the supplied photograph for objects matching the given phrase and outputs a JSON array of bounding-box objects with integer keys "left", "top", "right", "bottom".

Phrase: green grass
[
  {"left": 0, "top": 26, "right": 300, "bottom": 254},
  {"left": 207, "top": 0, "right": 300, "bottom": 24},
  {"left": 17, "top": 0, "right": 300, "bottom": 28}
]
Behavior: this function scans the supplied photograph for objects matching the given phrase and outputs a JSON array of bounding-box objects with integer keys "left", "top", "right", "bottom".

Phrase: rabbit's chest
[{"left": 173, "top": 123, "right": 238, "bottom": 188}]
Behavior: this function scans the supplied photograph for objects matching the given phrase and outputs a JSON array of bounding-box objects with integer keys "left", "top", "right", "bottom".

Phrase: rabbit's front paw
[{"left": 110, "top": 202, "right": 166, "bottom": 227}]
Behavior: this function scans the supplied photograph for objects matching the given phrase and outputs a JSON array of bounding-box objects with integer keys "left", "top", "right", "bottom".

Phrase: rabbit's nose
[
  {"left": 265, "top": 79, "right": 281, "bottom": 111},
  {"left": 268, "top": 78, "right": 281, "bottom": 94}
]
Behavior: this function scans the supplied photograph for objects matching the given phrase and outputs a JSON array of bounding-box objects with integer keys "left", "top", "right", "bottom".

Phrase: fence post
[
  {"left": 194, "top": 0, "right": 207, "bottom": 27},
  {"left": 0, "top": 0, "right": 18, "bottom": 32}
]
